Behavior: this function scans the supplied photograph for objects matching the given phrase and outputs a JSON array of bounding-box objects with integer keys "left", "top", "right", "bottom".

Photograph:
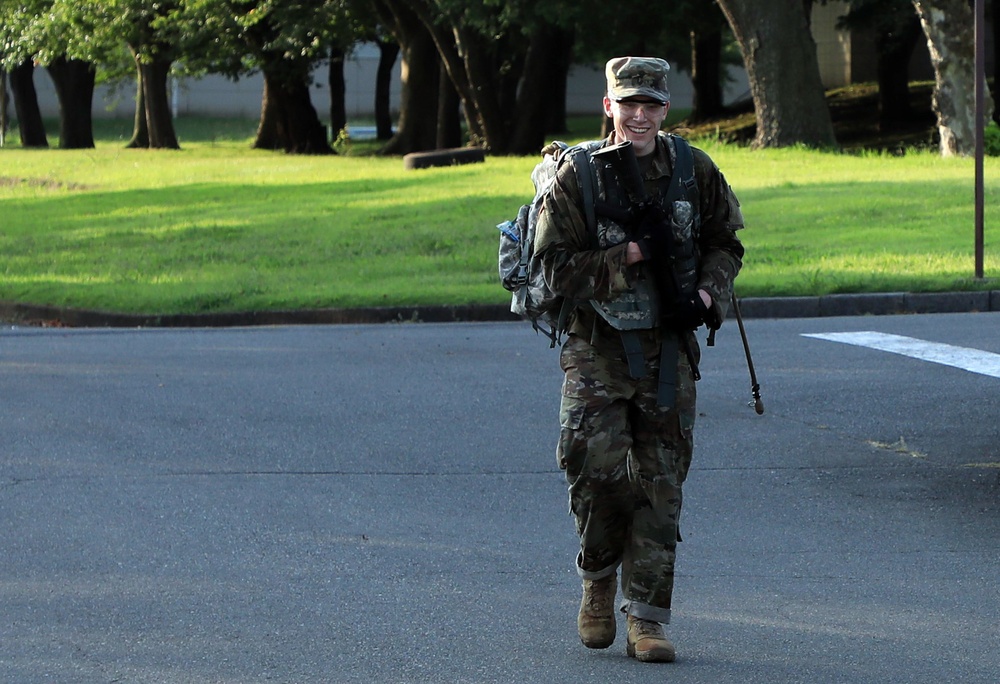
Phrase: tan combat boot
[
  {"left": 577, "top": 574, "right": 616, "bottom": 649},
  {"left": 626, "top": 615, "right": 676, "bottom": 663}
]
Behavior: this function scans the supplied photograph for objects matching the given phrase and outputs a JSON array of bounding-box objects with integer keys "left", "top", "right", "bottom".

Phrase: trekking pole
[{"left": 731, "top": 293, "right": 764, "bottom": 415}]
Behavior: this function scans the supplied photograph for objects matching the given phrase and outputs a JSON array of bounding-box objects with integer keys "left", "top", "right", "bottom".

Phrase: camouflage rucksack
[{"left": 497, "top": 141, "right": 601, "bottom": 346}]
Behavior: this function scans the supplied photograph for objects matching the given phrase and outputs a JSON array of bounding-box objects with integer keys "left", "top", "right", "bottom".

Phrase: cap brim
[{"left": 612, "top": 88, "right": 669, "bottom": 105}]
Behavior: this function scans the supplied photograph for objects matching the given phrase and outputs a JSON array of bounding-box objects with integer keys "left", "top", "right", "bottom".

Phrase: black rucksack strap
[
  {"left": 665, "top": 135, "right": 701, "bottom": 232},
  {"left": 664, "top": 135, "right": 696, "bottom": 205},
  {"left": 568, "top": 147, "right": 597, "bottom": 235},
  {"left": 656, "top": 136, "right": 700, "bottom": 406},
  {"left": 657, "top": 336, "right": 680, "bottom": 407},
  {"left": 540, "top": 145, "right": 600, "bottom": 349}
]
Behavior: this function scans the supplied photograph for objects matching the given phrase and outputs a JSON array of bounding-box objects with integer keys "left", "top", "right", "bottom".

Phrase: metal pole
[
  {"left": 731, "top": 294, "right": 764, "bottom": 415},
  {"left": 975, "top": 0, "right": 985, "bottom": 279}
]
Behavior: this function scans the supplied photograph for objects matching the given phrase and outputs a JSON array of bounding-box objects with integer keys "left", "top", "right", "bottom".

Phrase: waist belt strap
[
  {"left": 620, "top": 331, "right": 646, "bottom": 380},
  {"left": 657, "top": 336, "right": 679, "bottom": 407}
]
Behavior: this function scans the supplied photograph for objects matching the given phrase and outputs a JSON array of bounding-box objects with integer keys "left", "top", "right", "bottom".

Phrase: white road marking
[{"left": 802, "top": 331, "right": 1000, "bottom": 379}]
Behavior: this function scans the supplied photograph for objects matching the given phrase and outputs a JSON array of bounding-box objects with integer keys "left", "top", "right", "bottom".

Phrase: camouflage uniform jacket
[{"left": 534, "top": 132, "right": 745, "bottom": 351}]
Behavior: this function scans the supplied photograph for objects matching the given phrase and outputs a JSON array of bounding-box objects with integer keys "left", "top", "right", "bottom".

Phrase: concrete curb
[
  {"left": 734, "top": 291, "right": 1000, "bottom": 319},
  {"left": 2, "top": 292, "right": 999, "bottom": 329},
  {"left": 0, "top": 301, "right": 517, "bottom": 328}
]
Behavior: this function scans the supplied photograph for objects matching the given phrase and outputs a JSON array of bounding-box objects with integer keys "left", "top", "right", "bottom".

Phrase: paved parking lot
[{"left": 2, "top": 312, "right": 998, "bottom": 683}]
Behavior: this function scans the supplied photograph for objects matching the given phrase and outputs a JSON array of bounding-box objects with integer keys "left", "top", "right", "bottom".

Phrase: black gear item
[
  {"left": 632, "top": 202, "right": 671, "bottom": 262},
  {"left": 665, "top": 293, "right": 709, "bottom": 331}
]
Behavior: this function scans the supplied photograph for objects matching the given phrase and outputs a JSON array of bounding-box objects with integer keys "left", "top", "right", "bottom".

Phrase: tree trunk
[
  {"left": 497, "top": 43, "right": 523, "bottom": 123},
  {"left": 510, "top": 24, "right": 573, "bottom": 155},
  {"left": 802, "top": 0, "right": 815, "bottom": 31},
  {"left": 436, "top": 62, "right": 461, "bottom": 148},
  {"left": 377, "top": 0, "right": 571, "bottom": 154},
  {"left": 127, "top": 65, "right": 150, "bottom": 149},
  {"left": 374, "top": 0, "right": 440, "bottom": 154},
  {"left": 375, "top": 38, "right": 399, "bottom": 140},
  {"left": 46, "top": 57, "right": 96, "bottom": 149},
  {"left": 717, "top": 0, "right": 837, "bottom": 149},
  {"left": 690, "top": 28, "right": 725, "bottom": 120},
  {"left": 329, "top": 45, "right": 347, "bottom": 137},
  {"left": 912, "top": 0, "right": 989, "bottom": 156},
  {"left": 139, "top": 58, "right": 180, "bottom": 149},
  {"left": 544, "top": 28, "right": 573, "bottom": 136},
  {"left": 382, "top": 34, "right": 439, "bottom": 154},
  {"left": 254, "top": 68, "right": 333, "bottom": 155},
  {"left": 0, "top": 68, "right": 8, "bottom": 147},
  {"left": 876, "top": 15, "right": 922, "bottom": 130},
  {"left": 991, "top": 0, "right": 999, "bottom": 125},
  {"left": 9, "top": 60, "right": 49, "bottom": 148},
  {"left": 380, "top": 0, "right": 515, "bottom": 153},
  {"left": 255, "top": 86, "right": 281, "bottom": 151},
  {"left": 448, "top": 23, "right": 510, "bottom": 152}
]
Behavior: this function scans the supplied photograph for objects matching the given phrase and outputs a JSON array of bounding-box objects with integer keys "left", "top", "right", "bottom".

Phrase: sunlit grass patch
[{"left": 1, "top": 125, "right": 997, "bottom": 316}]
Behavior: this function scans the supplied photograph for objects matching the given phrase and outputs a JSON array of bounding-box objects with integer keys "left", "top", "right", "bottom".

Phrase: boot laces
[
  {"left": 584, "top": 578, "right": 615, "bottom": 613},
  {"left": 631, "top": 617, "right": 664, "bottom": 639}
]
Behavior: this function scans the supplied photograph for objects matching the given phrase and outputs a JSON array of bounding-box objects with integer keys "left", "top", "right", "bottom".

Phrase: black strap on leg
[
  {"left": 621, "top": 331, "right": 647, "bottom": 380},
  {"left": 657, "top": 335, "right": 679, "bottom": 407}
]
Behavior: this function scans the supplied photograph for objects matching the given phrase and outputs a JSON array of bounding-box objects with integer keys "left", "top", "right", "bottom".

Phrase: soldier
[{"left": 534, "top": 56, "right": 745, "bottom": 662}]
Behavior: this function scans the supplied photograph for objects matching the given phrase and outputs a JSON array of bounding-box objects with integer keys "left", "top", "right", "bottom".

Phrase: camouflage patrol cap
[{"left": 605, "top": 56, "right": 670, "bottom": 104}]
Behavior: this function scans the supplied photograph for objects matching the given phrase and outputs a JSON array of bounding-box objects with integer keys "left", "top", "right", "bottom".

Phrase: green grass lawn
[{"left": 1, "top": 117, "right": 997, "bottom": 316}]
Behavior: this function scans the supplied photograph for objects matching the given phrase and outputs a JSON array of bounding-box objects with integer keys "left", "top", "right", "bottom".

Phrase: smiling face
[{"left": 603, "top": 96, "right": 669, "bottom": 157}]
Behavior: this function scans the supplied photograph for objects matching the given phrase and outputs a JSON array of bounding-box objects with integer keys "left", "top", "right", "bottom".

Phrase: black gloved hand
[
  {"left": 667, "top": 293, "right": 710, "bottom": 331},
  {"left": 632, "top": 202, "right": 671, "bottom": 261}
]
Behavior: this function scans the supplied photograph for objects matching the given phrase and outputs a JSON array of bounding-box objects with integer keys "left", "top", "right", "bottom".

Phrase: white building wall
[{"left": 812, "top": 0, "right": 852, "bottom": 88}]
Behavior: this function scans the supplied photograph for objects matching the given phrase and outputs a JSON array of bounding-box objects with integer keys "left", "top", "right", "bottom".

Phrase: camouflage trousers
[{"left": 557, "top": 332, "right": 698, "bottom": 625}]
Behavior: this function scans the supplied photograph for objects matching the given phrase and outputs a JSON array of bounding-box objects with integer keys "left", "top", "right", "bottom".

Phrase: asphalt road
[{"left": 2, "top": 312, "right": 998, "bottom": 684}]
